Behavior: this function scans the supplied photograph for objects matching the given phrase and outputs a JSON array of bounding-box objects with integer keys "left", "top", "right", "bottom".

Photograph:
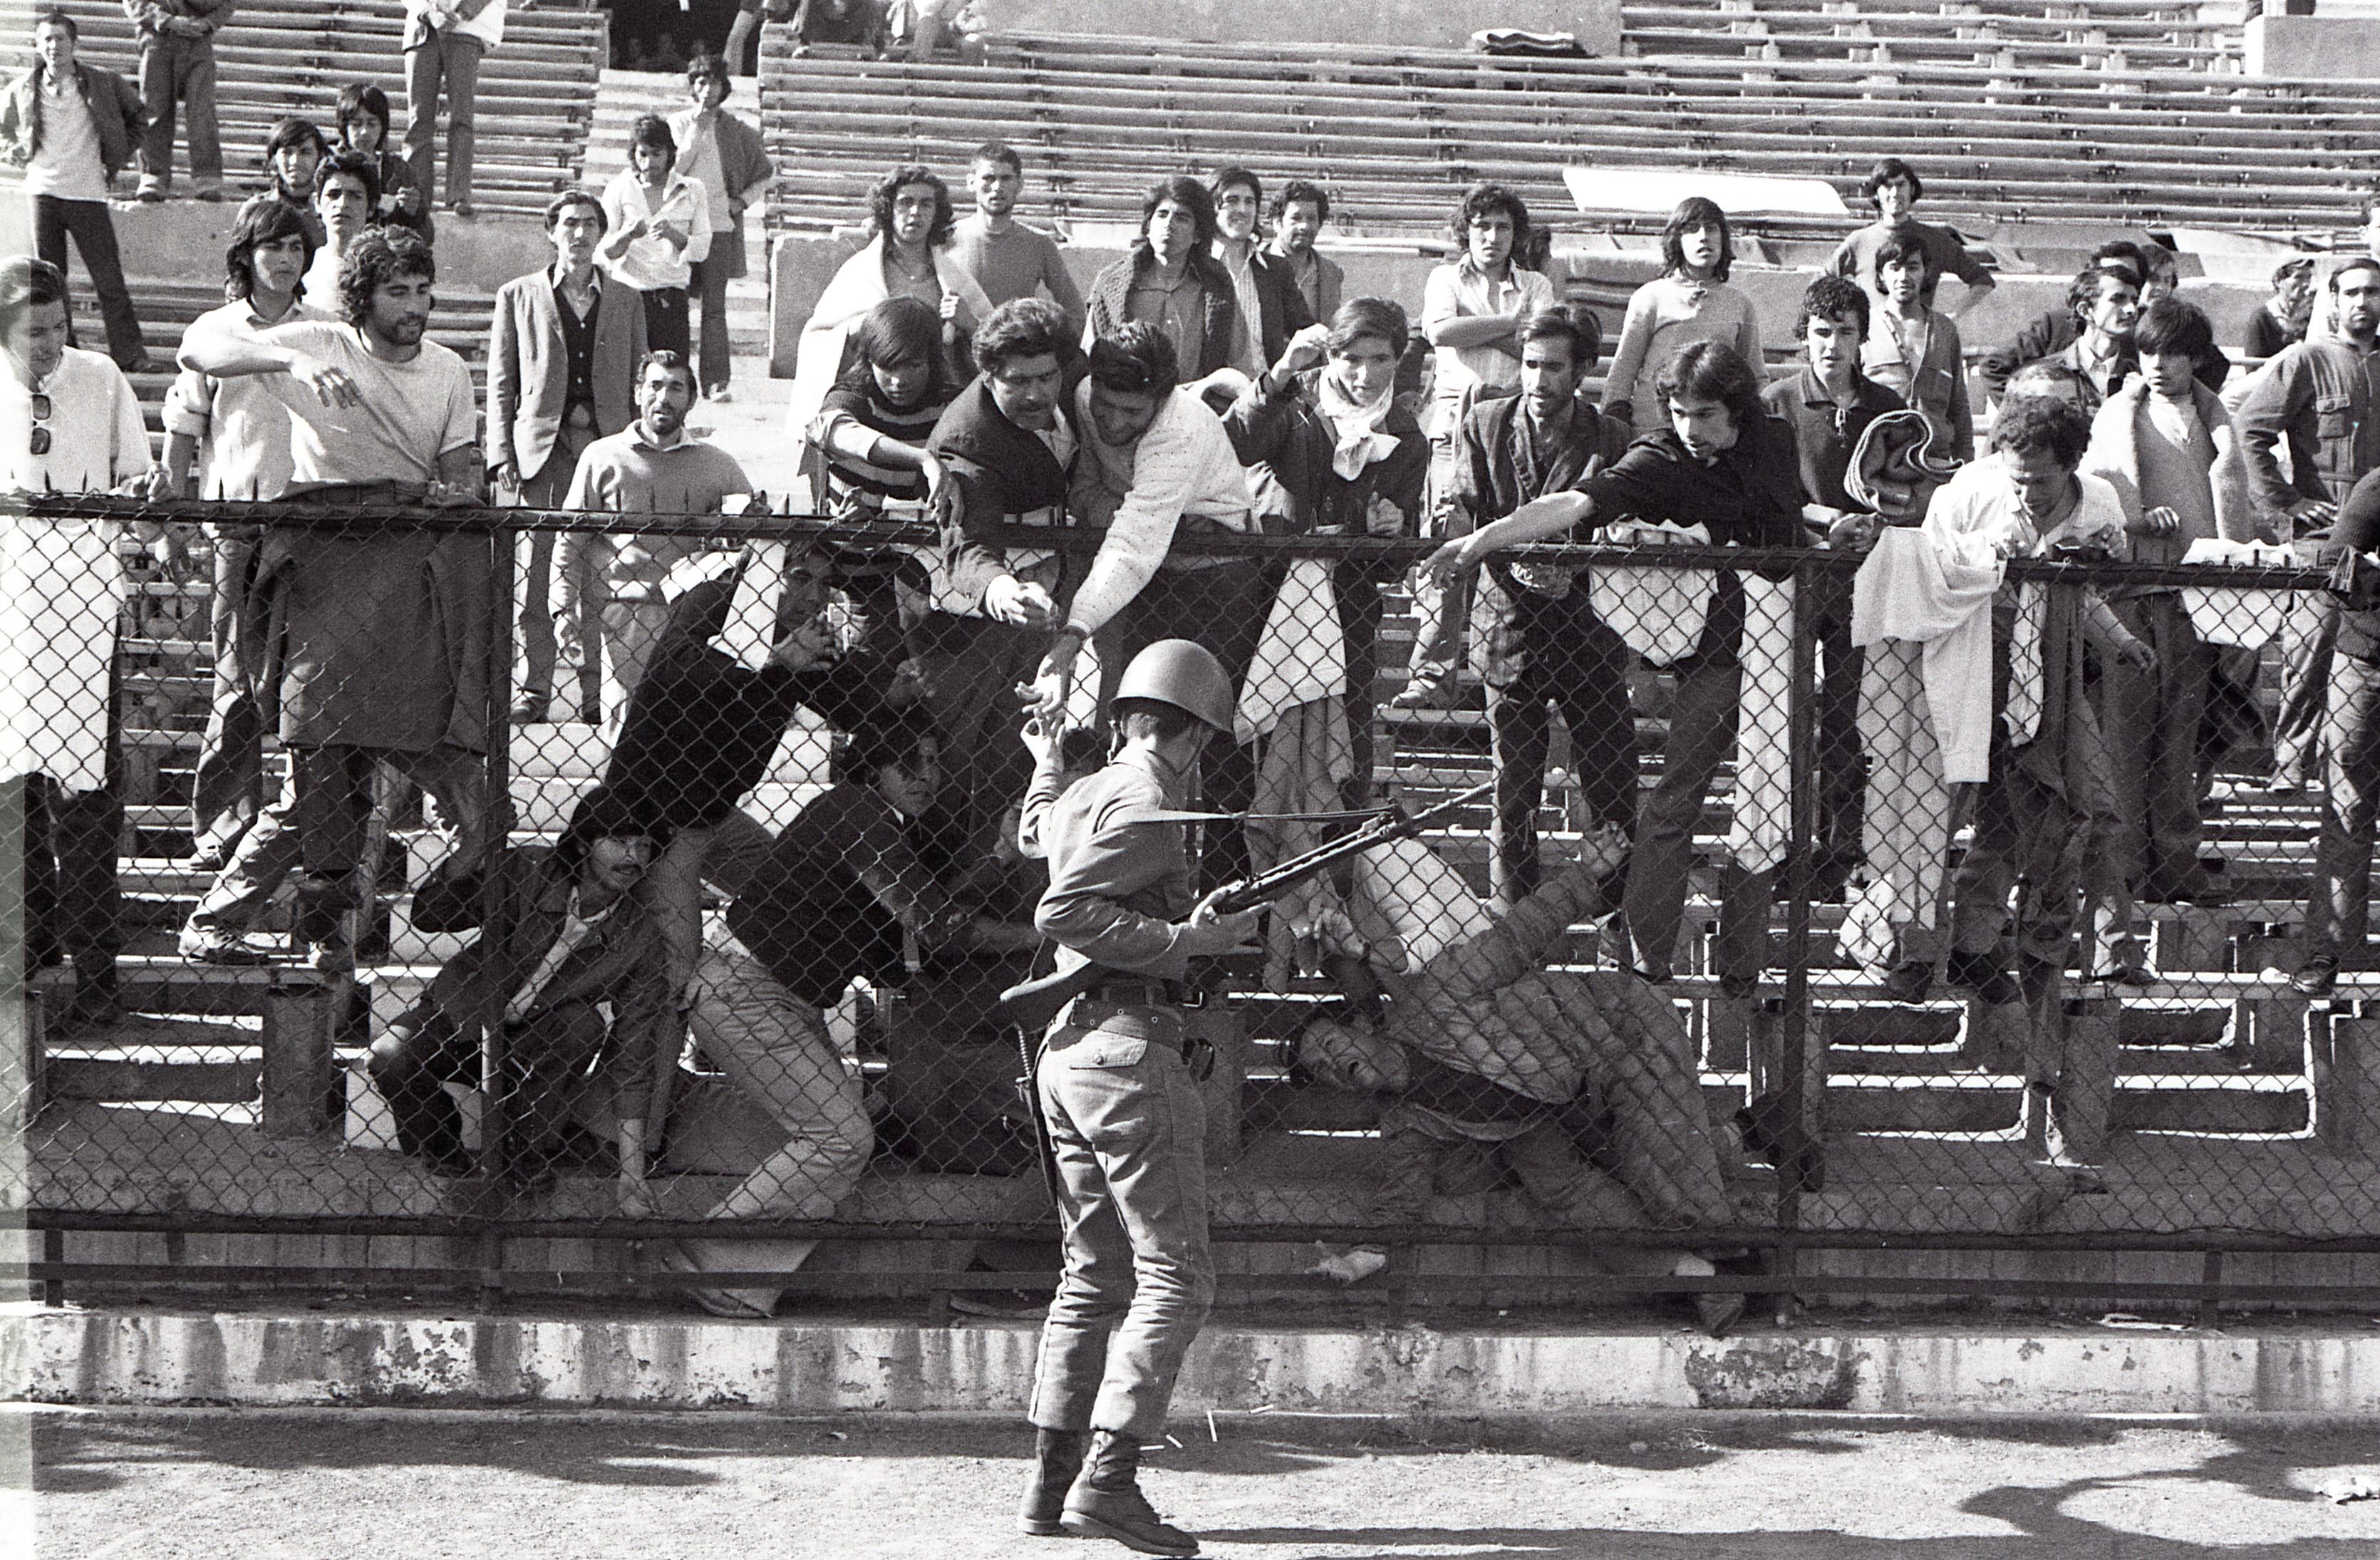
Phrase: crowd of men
[{"left": 14, "top": 26, "right": 2380, "bottom": 1541}]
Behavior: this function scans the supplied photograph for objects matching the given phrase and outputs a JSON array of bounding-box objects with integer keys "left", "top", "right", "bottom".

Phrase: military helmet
[{"left": 1112, "top": 638, "right": 1234, "bottom": 735}]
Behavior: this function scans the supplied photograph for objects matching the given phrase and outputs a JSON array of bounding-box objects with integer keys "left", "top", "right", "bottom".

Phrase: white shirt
[
  {"left": 0, "top": 347, "right": 147, "bottom": 791},
  {"left": 599, "top": 169, "right": 713, "bottom": 291},
  {"left": 1, "top": 346, "right": 149, "bottom": 495},
  {"left": 1062, "top": 382, "right": 1255, "bottom": 636},
  {"left": 1419, "top": 258, "right": 1556, "bottom": 438},
  {"left": 408, "top": 0, "right": 505, "bottom": 48},
  {"left": 163, "top": 298, "right": 337, "bottom": 500},
  {"left": 299, "top": 242, "right": 348, "bottom": 314},
  {"left": 24, "top": 69, "right": 107, "bottom": 202},
  {"left": 229, "top": 320, "right": 477, "bottom": 490}
]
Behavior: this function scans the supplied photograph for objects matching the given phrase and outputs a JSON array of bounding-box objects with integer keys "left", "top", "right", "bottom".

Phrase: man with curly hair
[{"left": 173, "top": 227, "right": 492, "bottom": 971}]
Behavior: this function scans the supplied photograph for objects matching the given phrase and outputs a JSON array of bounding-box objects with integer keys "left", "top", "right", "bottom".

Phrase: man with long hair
[{"left": 175, "top": 227, "right": 491, "bottom": 971}]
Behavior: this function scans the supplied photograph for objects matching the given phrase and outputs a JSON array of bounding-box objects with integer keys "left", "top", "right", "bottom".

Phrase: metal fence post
[{"left": 476, "top": 507, "right": 519, "bottom": 1215}]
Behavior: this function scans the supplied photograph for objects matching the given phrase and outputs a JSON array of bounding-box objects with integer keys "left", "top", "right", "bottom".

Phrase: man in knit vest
[{"left": 554, "top": 348, "right": 756, "bottom": 731}]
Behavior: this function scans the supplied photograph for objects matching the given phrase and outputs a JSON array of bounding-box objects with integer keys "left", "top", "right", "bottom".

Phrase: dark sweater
[{"left": 604, "top": 577, "right": 887, "bottom": 834}]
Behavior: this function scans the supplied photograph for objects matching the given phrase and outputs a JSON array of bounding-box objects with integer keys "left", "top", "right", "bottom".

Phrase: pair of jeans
[
  {"left": 1949, "top": 737, "right": 2138, "bottom": 978},
  {"left": 2272, "top": 578, "right": 2339, "bottom": 787},
  {"left": 1030, "top": 1007, "right": 1214, "bottom": 1440},
  {"left": 639, "top": 286, "right": 691, "bottom": 359},
  {"left": 2302, "top": 651, "right": 2380, "bottom": 967},
  {"left": 1618, "top": 654, "right": 1770, "bottom": 982},
  {"left": 136, "top": 30, "right": 219, "bottom": 187},
  {"left": 190, "top": 528, "right": 264, "bottom": 862},
  {"left": 678, "top": 929, "right": 875, "bottom": 1313},
  {"left": 508, "top": 423, "right": 598, "bottom": 709},
  {"left": 402, "top": 26, "right": 482, "bottom": 206},
  {"left": 689, "top": 249, "right": 735, "bottom": 393},
  {"left": 3, "top": 774, "right": 123, "bottom": 995},
  {"left": 2102, "top": 592, "right": 2213, "bottom": 899},
  {"left": 1484, "top": 592, "right": 1639, "bottom": 909},
  {"left": 33, "top": 195, "right": 145, "bottom": 367}
]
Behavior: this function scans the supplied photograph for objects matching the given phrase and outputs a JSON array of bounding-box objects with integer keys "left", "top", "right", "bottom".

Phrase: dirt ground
[{"left": 12, "top": 1405, "right": 2380, "bottom": 1559}]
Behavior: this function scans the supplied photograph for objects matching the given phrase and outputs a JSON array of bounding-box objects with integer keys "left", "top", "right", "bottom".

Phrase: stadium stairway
[{"left": 0, "top": 0, "right": 606, "bottom": 219}]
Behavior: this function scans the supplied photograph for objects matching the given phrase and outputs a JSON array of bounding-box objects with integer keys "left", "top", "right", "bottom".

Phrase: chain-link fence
[{"left": 10, "top": 489, "right": 2380, "bottom": 1320}]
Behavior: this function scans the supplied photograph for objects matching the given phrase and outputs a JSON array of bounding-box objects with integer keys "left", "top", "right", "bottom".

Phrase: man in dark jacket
[
  {"left": 1453, "top": 305, "right": 1635, "bottom": 908},
  {"left": 923, "top": 296, "right": 1080, "bottom": 840},
  {"left": 368, "top": 784, "right": 669, "bottom": 1202},
  {"left": 1209, "top": 165, "right": 1313, "bottom": 375},
  {"left": 1428, "top": 340, "right": 1806, "bottom": 990},
  {"left": 1, "top": 11, "right": 156, "bottom": 370}
]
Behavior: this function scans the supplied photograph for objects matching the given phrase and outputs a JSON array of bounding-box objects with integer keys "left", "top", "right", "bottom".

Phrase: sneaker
[
  {"left": 704, "top": 384, "right": 734, "bottom": 403},
  {"left": 509, "top": 690, "right": 552, "bottom": 723},
  {"left": 135, "top": 178, "right": 166, "bottom": 202},
  {"left": 180, "top": 931, "right": 275, "bottom": 966},
  {"left": 1387, "top": 675, "right": 1456, "bottom": 711},
  {"left": 2292, "top": 956, "right": 2339, "bottom": 997},
  {"left": 2087, "top": 963, "right": 2154, "bottom": 989},
  {"left": 305, "top": 939, "right": 356, "bottom": 975},
  {"left": 448, "top": 198, "right": 474, "bottom": 218}
]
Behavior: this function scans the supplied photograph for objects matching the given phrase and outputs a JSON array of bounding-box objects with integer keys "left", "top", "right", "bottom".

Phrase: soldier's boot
[
  {"left": 1018, "top": 1427, "right": 1088, "bottom": 1536},
  {"left": 1061, "top": 1430, "right": 1199, "bottom": 1556}
]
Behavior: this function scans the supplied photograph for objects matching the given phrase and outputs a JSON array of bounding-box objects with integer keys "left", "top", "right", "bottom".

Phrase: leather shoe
[
  {"left": 1064, "top": 1430, "right": 1198, "bottom": 1556},
  {"left": 1945, "top": 949, "right": 2021, "bottom": 1007},
  {"left": 2087, "top": 964, "right": 2154, "bottom": 989},
  {"left": 1019, "top": 1428, "right": 1087, "bottom": 1537},
  {"left": 2292, "top": 956, "right": 2339, "bottom": 997},
  {"left": 1879, "top": 959, "right": 1933, "bottom": 1005}
]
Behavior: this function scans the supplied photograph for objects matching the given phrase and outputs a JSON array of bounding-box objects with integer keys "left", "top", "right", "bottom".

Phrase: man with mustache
[{"left": 175, "top": 226, "right": 492, "bottom": 973}]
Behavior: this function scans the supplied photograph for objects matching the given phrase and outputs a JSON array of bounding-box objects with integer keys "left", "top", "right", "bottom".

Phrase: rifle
[
  {"left": 1005, "top": 779, "right": 1491, "bottom": 1209},
  {"left": 996, "top": 779, "right": 1493, "bottom": 1038}
]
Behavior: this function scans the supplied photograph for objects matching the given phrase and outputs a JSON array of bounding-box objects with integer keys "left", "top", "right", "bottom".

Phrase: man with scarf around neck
[
  {"left": 1452, "top": 304, "right": 1636, "bottom": 909},
  {"left": 1223, "top": 298, "right": 1430, "bottom": 802},
  {"left": 1025, "top": 324, "right": 1263, "bottom": 882},
  {"left": 1426, "top": 341, "right": 1804, "bottom": 991},
  {"left": 923, "top": 297, "right": 1081, "bottom": 846}
]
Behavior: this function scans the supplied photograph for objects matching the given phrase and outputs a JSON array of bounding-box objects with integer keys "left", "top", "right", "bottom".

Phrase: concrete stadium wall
[
  {"left": 981, "top": 0, "right": 1624, "bottom": 54},
  {"left": 2247, "top": 14, "right": 2380, "bottom": 76}
]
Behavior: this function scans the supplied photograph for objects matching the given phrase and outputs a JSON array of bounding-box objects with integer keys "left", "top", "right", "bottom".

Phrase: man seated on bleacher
[
  {"left": 368, "top": 784, "right": 668, "bottom": 1208},
  {"left": 1287, "top": 825, "right": 1746, "bottom": 1336}
]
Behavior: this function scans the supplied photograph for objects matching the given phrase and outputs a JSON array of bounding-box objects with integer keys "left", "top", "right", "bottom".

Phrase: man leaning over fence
[
  {"left": 175, "top": 227, "right": 491, "bottom": 972},
  {"left": 1447, "top": 303, "right": 1635, "bottom": 910},
  {"left": 1933, "top": 393, "right": 2148, "bottom": 1180},
  {"left": 2081, "top": 298, "right": 2264, "bottom": 914},
  {"left": 4, "top": 256, "right": 169, "bottom": 1030}
]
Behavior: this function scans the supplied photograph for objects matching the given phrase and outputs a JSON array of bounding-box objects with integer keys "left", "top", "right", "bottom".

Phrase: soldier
[{"left": 1013, "top": 639, "right": 1261, "bottom": 1557}]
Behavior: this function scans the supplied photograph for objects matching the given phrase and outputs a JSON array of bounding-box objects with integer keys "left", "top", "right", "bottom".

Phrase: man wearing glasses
[{"left": 2, "top": 257, "right": 169, "bottom": 1030}]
